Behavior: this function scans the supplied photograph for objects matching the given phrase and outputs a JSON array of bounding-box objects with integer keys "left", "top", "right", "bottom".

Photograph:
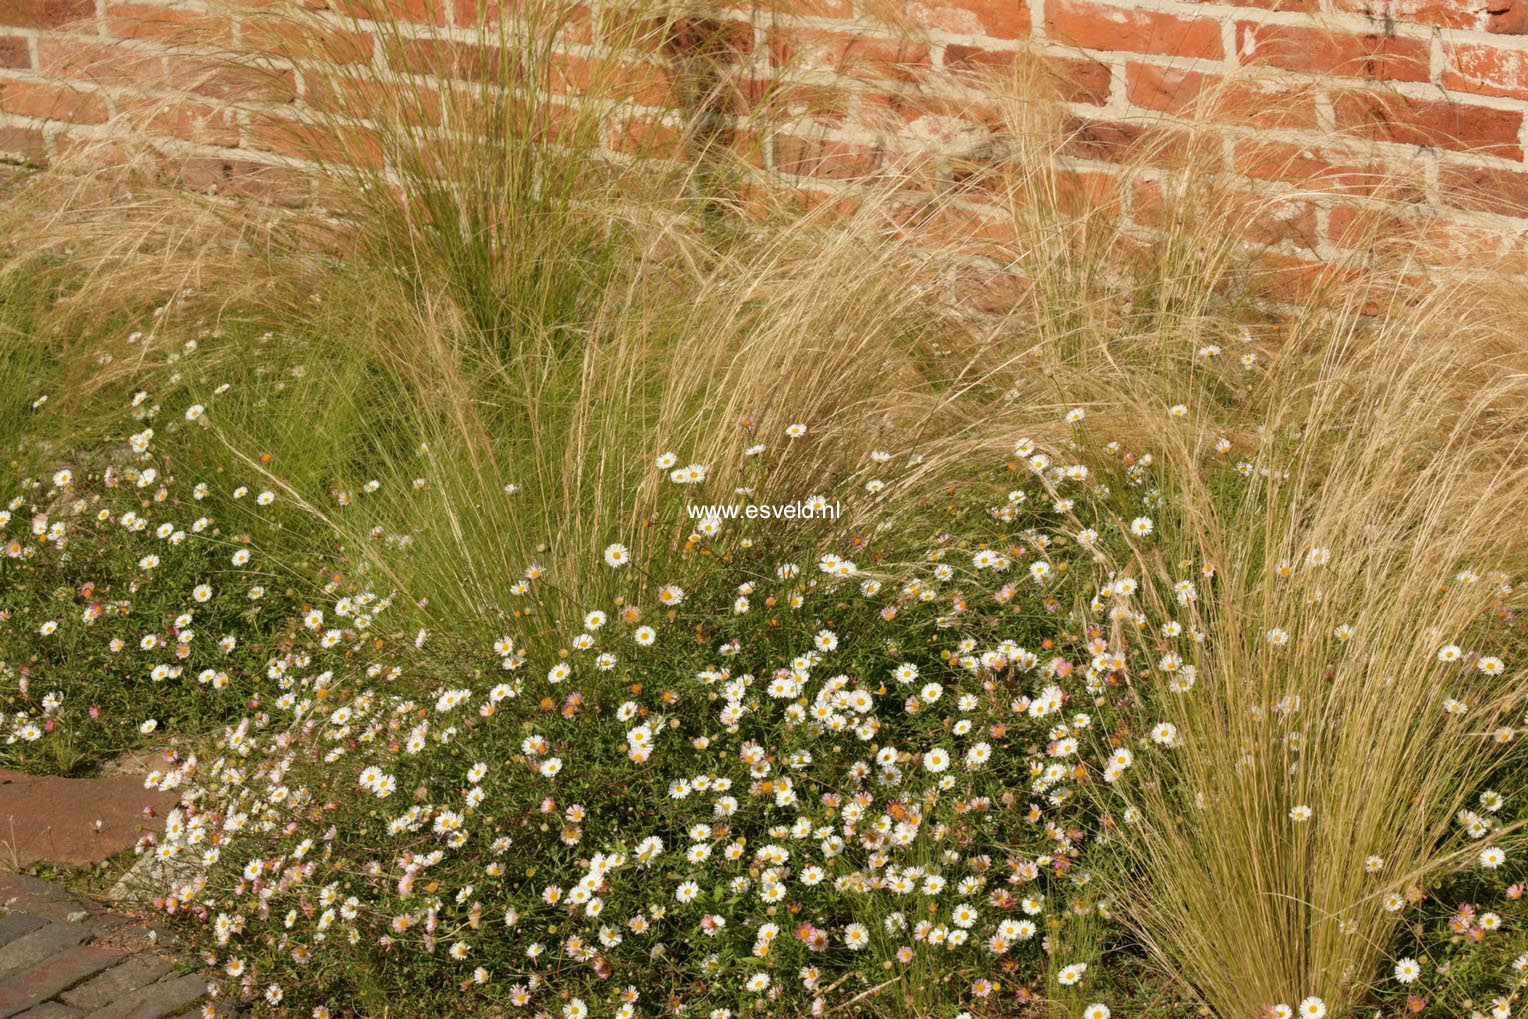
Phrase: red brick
[
  {"left": 1238, "top": 21, "right": 1430, "bottom": 81},
  {"left": 662, "top": 15, "right": 753, "bottom": 59},
  {"left": 1333, "top": 91, "right": 1523, "bottom": 159},
  {"left": 890, "top": 200, "right": 1016, "bottom": 258},
  {"left": 0, "top": 75, "right": 108, "bottom": 121},
  {"left": 37, "top": 37, "right": 162, "bottom": 87},
  {"left": 1137, "top": 182, "right": 1316, "bottom": 250},
  {"left": 1062, "top": 116, "right": 1202, "bottom": 165},
  {"left": 240, "top": 16, "right": 372, "bottom": 64},
  {"left": 178, "top": 155, "right": 311, "bottom": 201},
  {"left": 551, "top": 51, "right": 675, "bottom": 108},
  {"left": 1443, "top": 42, "right": 1528, "bottom": 101},
  {"left": 305, "top": 71, "right": 440, "bottom": 125},
  {"left": 1242, "top": 195, "right": 1320, "bottom": 250},
  {"left": 380, "top": 35, "right": 510, "bottom": 82},
  {"left": 0, "top": 121, "right": 45, "bottom": 159},
  {"left": 1232, "top": 139, "right": 1407, "bottom": 197},
  {"left": 944, "top": 44, "right": 1016, "bottom": 73},
  {"left": 1226, "top": 78, "right": 1320, "bottom": 130},
  {"left": 329, "top": 0, "right": 446, "bottom": 25},
  {"left": 1179, "top": 0, "right": 1316, "bottom": 8},
  {"left": 168, "top": 60, "right": 296, "bottom": 102},
  {"left": 773, "top": 133, "right": 885, "bottom": 180},
  {"left": 1412, "top": 215, "right": 1516, "bottom": 264},
  {"left": 942, "top": 49, "right": 1111, "bottom": 109},
  {"left": 246, "top": 115, "right": 383, "bottom": 168},
  {"left": 1438, "top": 162, "right": 1528, "bottom": 218},
  {"left": 0, "top": 33, "right": 26, "bottom": 67},
  {"left": 1248, "top": 251, "right": 1334, "bottom": 302},
  {"left": 0, "top": 0, "right": 92, "bottom": 29},
  {"left": 1350, "top": 0, "right": 1528, "bottom": 33},
  {"left": 1046, "top": 54, "right": 1111, "bottom": 105},
  {"left": 952, "top": 270, "right": 1027, "bottom": 315},
  {"left": 1124, "top": 63, "right": 1315, "bottom": 129},
  {"left": 770, "top": 26, "right": 931, "bottom": 82},
  {"left": 1046, "top": 1, "right": 1223, "bottom": 61},
  {"left": 915, "top": 0, "right": 1031, "bottom": 39},
  {"left": 605, "top": 111, "right": 681, "bottom": 156},
  {"left": 142, "top": 100, "right": 241, "bottom": 145},
  {"left": 770, "top": 82, "right": 854, "bottom": 128},
  {"left": 1053, "top": 166, "right": 1120, "bottom": 212},
  {"left": 770, "top": 0, "right": 853, "bottom": 16},
  {"left": 1485, "top": 0, "right": 1528, "bottom": 32},
  {"left": 105, "top": 2, "right": 232, "bottom": 43},
  {"left": 863, "top": 85, "right": 1000, "bottom": 128},
  {"left": 1326, "top": 203, "right": 1414, "bottom": 249},
  {"left": 596, "top": 7, "right": 681, "bottom": 52},
  {"left": 1126, "top": 62, "right": 1218, "bottom": 116}
]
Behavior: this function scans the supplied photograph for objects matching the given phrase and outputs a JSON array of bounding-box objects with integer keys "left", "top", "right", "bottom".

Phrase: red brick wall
[{"left": 5, "top": 0, "right": 1528, "bottom": 274}]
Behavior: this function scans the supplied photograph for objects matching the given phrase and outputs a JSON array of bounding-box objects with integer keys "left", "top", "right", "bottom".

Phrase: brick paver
[{"left": 0, "top": 874, "right": 206, "bottom": 1019}]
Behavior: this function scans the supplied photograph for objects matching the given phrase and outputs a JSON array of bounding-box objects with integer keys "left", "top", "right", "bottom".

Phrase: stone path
[
  {"left": 0, "top": 871, "right": 209, "bottom": 1019},
  {"left": 0, "top": 752, "right": 180, "bottom": 868}
]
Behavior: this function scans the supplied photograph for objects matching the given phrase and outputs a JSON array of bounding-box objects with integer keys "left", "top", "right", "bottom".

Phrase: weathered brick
[
  {"left": 1243, "top": 195, "right": 1321, "bottom": 250},
  {"left": 0, "top": 77, "right": 109, "bottom": 123},
  {"left": 59, "top": 954, "right": 173, "bottom": 1010},
  {"left": 138, "top": 99, "right": 241, "bottom": 146},
  {"left": 1062, "top": 116, "right": 1201, "bottom": 166},
  {"left": 1180, "top": 0, "right": 1317, "bottom": 8},
  {"left": 0, "top": 34, "right": 27, "bottom": 68},
  {"left": 915, "top": 0, "right": 1031, "bottom": 39},
  {"left": 1232, "top": 138, "right": 1425, "bottom": 200},
  {"left": 36, "top": 38, "right": 162, "bottom": 88},
  {"left": 1443, "top": 41, "right": 1528, "bottom": 101},
  {"left": 662, "top": 15, "right": 753, "bottom": 60},
  {"left": 0, "top": 0, "right": 92, "bottom": 30},
  {"left": 1438, "top": 161, "right": 1528, "bottom": 219},
  {"left": 0, "top": 122, "right": 45, "bottom": 160},
  {"left": 1333, "top": 90, "right": 1524, "bottom": 159},
  {"left": 1126, "top": 62, "right": 1217, "bottom": 116},
  {"left": 769, "top": 26, "right": 932, "bottom": 82},
  {"left": 0, "top": 914, "right": 47, "bottom": 948},
  {"left": 1045, "top": 54, "right": 1112, "bottom": 105},
  {"left": 1046, "top": 1, "right": 1224, "bottom": 60},
  {"left": 10, "top": 1001, "right": 86, "bottom": 1019},
  {"left": 890, "top": 199, "right": 1016, "bottom": 258},
  {"left": 1125, "top": 63, "right": 1317, "bottom": 129},
  {"left": 0, "top": 944, "right": 126, "bottom": 1018},
  {"left": 773, "top": 132, "right": 886, "bottom": 180},
  {"left": 1238, "top": 21, "right": 1430, "bottom": 81},
  {"left": 244, "top": 115, "right": 383, "bottom": 167},
  {"left": 1350, "top": 0, "right": 1528, "bottom": 33},
  {"left": 0, "top": 921, "right": 86, "bottom": 974},
  {"left": 177, "top": 155, "right": 312, "bottom": 202},
  {"left": 103, "top": 2, "right": 231, "bottom": 44},
  {"left": 67, "top": 972, "right": 205, "bottom": 1019},
  {"left": 551, "top": 52, "right": 675, "bottom": 108},
  {"left": 239, "top": 15, "right": 372, "bottom": 64},
  {"left": 329, "top": 0, "right": 446, "bottom": 26}
]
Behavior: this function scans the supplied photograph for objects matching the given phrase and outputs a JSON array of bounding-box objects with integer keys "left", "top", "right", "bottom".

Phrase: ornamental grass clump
[{"left": 1035, "top": 277, "right": 1528, "bottom": 1019}]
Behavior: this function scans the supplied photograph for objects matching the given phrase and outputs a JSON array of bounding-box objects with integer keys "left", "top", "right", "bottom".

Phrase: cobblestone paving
[{"left": 0, "top": 872, "right": 209, "bottom": 1019}]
